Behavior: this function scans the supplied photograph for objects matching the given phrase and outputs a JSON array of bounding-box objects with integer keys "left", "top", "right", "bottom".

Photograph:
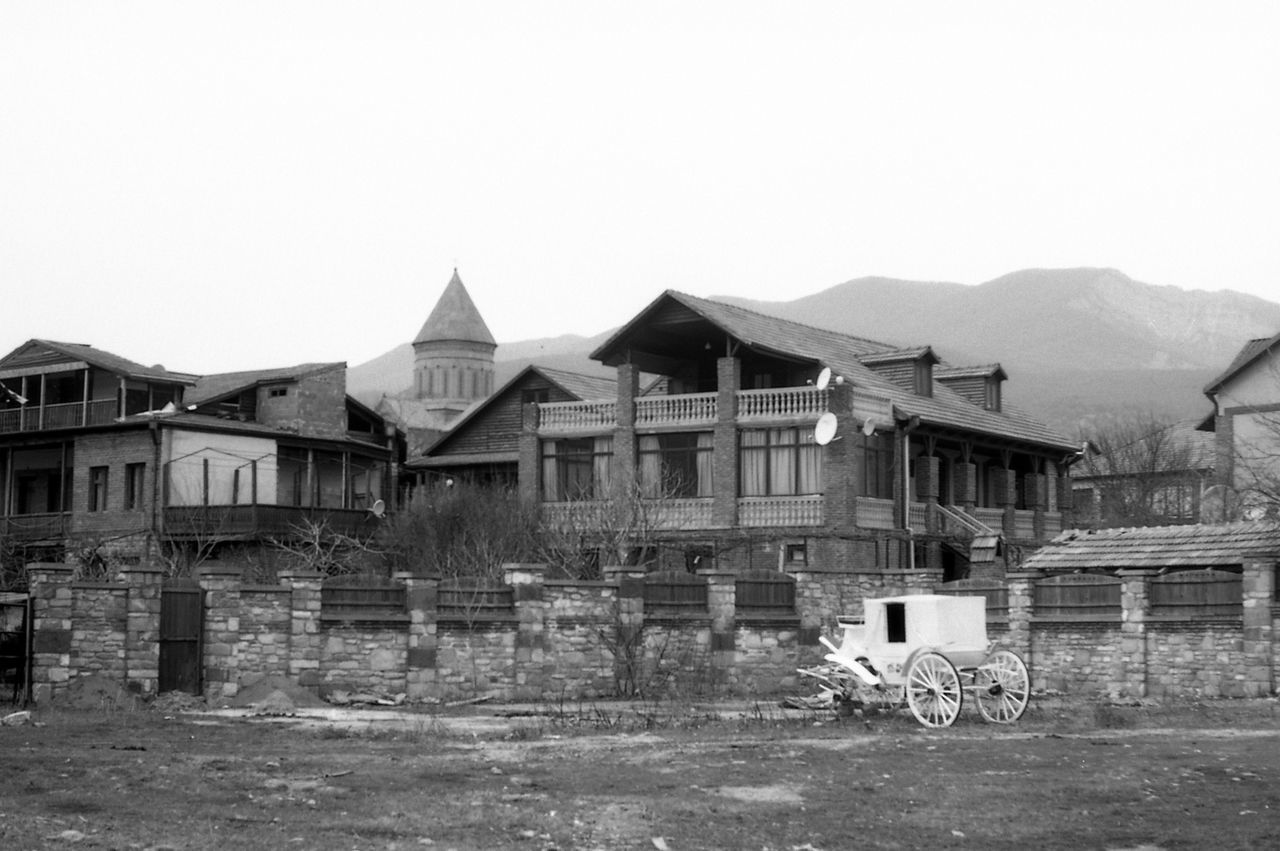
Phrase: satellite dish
[
  {"left": 1243, "top": 504, "right": 1265, "bottom": 521},
  {"left": 815, "top": 367, "right": 832, "bottom": 391},
  {"left": 369, "top": 499, "right": 386, "bottom": 518},
  {"left": 862, "top": 417, "right": 877, "bottom": 437},
  {"left": 814, "top": 412, "right": 839, "bottom": 446}
]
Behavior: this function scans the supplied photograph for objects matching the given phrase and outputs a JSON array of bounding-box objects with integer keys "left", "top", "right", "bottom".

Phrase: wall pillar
[
  {"left": 955, "top": 462, "right": 977, "bottom": 512},
  {"left": 196, "top": 564, "right": 244, "bottom": 701},
  {"left": 916, "top": 454, "right": 940, "bottom": 534},
  {"left": 612, "top": 364, "right": 640, "bottom": 503},
  {"left": 504, "top": 563, "right": 548, "bottom": 699},
  {"left": 994, "top": 467, "right": 1017, "bottom": 538},
  {"left": 283, "top": 571, "right": 324, "bottom": 690},
  {"left": 1003, "top": 569, "right": 1038, "bottom": 677},
  {"left": 700, "top": 569, "right": 736, "bottom": 687},
  {"left": 604, "top": 564, "right": 646, "bottom": 695},
  {"left": 121, "top": 565, "right": 165, "bottom": 697},
  {"left": 398, "top": 571, "right": 440, "bottom": 701},
  {"left": 1241, "top": 561, "right": 1275, "bottom": 697},
  {"left": 26, "top": 562, "right": 75, "bottom": 704},
  {"left": 1117, "top": 569, "right": 1155, "bottom": 699},
  {"left": 518, "top": 403, "right": 541, "bottom": 509},
  {"left": 712, "top": 357, "right": 740, "bottom": 527}
]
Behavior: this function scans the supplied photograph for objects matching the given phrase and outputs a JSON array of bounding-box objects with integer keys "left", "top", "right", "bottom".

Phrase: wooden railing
[
  {"left": 1150, "top": 570, "right": 1242, "bottom": 619},
  {"left": 974, "top": 507, "right": 1005, "bottom": 530},
  {"left": 0, "top": 399, "right": 119, "bottom": 434},
  {"left": 635, "top": 393, "right": 716, "bottom": 426},
  {"left": 0, "top": 513, "right": 69, "bottom": 541},
  {"left": 163, "top": 505, "right": 375, "bottom": 538},
  {"left": 1013, "top": 510, "right": 1036, "bottom": 539}
]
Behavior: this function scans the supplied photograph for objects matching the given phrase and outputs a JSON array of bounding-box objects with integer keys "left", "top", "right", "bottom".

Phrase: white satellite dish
[
  {"left": 862, "top": 417, "right": 877, "bottom": 436},
  {"left": 369, "top": 499, "right": 386, "bottom": 518},
  {"left": 814, "top": 412, "right": 839, "bottom": 445},
  {"left": 815, "top": 367, "right": 832, "bottom": 391}
]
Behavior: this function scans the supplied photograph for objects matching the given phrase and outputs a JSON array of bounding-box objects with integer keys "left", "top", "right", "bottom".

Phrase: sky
[{"left": 2, "top": 1, "right": 1278, "bottom": 375}]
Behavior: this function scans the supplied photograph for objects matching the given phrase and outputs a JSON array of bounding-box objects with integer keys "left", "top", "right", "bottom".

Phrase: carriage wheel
[
  {"left": 975, "top": 649, "right": 1030, "bottom": 724},
  {"left": 905, "top": 652, "right": 963, "bottom": 728}
]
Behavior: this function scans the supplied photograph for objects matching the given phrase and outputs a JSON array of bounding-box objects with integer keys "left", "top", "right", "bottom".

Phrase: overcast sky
[{"left": 3, "top": 1, "right": 1278, "bottom": 375}]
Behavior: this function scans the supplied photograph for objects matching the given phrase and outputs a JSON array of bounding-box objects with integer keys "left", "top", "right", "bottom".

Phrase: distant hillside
[{"left": 351, "top": 268, "right": 1280, "bottom": 435}]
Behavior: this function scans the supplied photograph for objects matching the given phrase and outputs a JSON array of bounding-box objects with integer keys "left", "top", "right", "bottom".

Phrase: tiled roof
[
  {"left": 1203, "top": 334, "right": 1280, "bottom": 395},
  {"left": 595, "top": 291, "right": 1076, "bottom": 453},
  {"left": 0, "top": 339, "right": 198, "bottom": 384},
  {"left": 187, "top": 363, "right": 344, "bottom": 405},
  {"left": 414, "top": 270, "right": 496, "bottom": 347},
  {"left": 860, "top": 346, "right": 938, "bottom": 365},
  {"left": 534, "top": 366, "right": 616, "bottom": 401},
  {"left": 1024, "top": 522, "right": 1280, "bottom": 570}
]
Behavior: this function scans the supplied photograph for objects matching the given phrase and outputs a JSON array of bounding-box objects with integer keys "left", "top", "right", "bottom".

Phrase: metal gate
[
  {"left": 0, "top": 592, "right": 31, "bottom": 704},
  {"left": 159, "top": 580, "right": 204, "bottom": 694}
]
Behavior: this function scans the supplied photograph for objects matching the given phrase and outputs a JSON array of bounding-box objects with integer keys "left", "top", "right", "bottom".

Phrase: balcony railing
[
  {"left": 1013, "top": 510, "right": 1036, "bottom": 539},
  {"left": 856, "top": 497, "right": 896, "bottom": 529},
  {"left": 538, "top": 400, "right": 617, "bottom": 433},
  {"left": 0, "top": 513, "right": 69, "bottom": 541},
  {"left": 737, "top": 495, "right": 823, "bottom": 527},
  {"left": 0, "top": 399, "right": 119, "bottom": 434},
  {"left": 163, "top": 505, "right": 376, "bottom": 538},
  {"left": 736, "top": 387, "right": 828, "bottom": 421},
  {"left": 635, "top": 393, "right": 716, "bottom": 427}
]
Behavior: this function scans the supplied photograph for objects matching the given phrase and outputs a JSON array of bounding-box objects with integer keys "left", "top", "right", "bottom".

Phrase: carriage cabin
[{"left": 517, "top": 291, "right": 1079, "bottom": 579}]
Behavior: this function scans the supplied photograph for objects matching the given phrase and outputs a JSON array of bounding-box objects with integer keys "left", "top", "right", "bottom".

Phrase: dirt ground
[{"left": 1, "top": 693, "right": 1278, "bottom": 850}]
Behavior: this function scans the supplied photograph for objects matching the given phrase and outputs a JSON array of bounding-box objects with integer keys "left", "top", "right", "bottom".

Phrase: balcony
[
  {"left": 0, "top": 400, "right": 119, "bottom": 434},
  {"left": 163, "top": 505, "right": 377, "bottom": 539},
  {"left": 0, "top": 513, "right": 69, "bottom": 542},
  {"left": 737, "top": 495, "right": 823, "bottom": 527}
]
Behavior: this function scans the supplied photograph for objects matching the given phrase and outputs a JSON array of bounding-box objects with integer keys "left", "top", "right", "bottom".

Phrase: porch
[{"left": 0, "top": 400, "right": 119, "bottom": 434}]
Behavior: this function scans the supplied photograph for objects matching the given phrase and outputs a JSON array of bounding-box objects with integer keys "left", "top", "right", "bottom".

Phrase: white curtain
[
  {"left": 696, "top": 432, "right": 714, "bottom": 497},
  {"left": 638, "top": 435, "right": 661, "bottom": 496},
  {"left": 541, "top": 441, "right": 558, "bottom": 500},
  {"left": 798, "top": 431, "right": 821, "bottom": 494},
  {"left": 740, "top": 430, "right": 768, "bottom": 495},
  {"left": 769, "top": 429, "right": 796, "bottom": 495},
  {"left": 593, "top": 436, "right": 614, "bottom": 497}
]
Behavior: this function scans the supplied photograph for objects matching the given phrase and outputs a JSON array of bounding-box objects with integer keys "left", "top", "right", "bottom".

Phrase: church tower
[{"left": 412, "top": 269, "right": 496, "bottom": 419}]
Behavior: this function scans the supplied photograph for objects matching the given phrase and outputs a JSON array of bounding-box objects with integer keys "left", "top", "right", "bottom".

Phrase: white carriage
[{"left": 798, "top": 595, "right": 1030, "bottom": 728}]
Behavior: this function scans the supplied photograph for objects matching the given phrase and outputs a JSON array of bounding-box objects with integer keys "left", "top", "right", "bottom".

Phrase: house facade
[
  {"left": 1201, "top": 333, "right": 1280, "bottom": 520},
  {"left": 516, "top": 292, "right": 1080, "bottom": 579},
  {"left": 0, "top": 341, "right": 402, "bottom": 572}
]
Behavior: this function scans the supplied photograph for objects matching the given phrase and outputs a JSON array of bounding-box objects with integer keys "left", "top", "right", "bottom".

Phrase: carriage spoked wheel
[
  {"left": 904, "top": 651, "right": 963, "bottom": 728},
  {"left": 974, "top": 649, "right": 1030, "bottom": 724}
]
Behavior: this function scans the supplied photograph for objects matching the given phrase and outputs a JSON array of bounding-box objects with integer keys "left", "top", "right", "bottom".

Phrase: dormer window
[
  {"left": 914, "top": 360, "right": 932, "bottom": 397},
  {"left": 985, "top": 377, "right": 1001, "bottom": 411}
]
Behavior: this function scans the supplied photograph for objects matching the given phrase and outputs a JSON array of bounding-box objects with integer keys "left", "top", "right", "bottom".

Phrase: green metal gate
[{"left": 159, "top": 580, "right": 203, "bottom": 694}]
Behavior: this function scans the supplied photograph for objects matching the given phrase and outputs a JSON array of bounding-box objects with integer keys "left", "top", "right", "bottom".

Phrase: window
[
  {"left": 89, "top": 466, "right": 108, "bottom": 511},
  {"left": 784, "top": 542, "right": 808, "bottom": 566},
  {"left": 267, "top": 386, "right": 288, "bottom": 398},
  {"left": 541, "top": 437, "right": 613, "bottom": 501},
  {"left": 125, "top": 463, "right": 145, "bottom": 510},
  {"left": 914, "top": 361, "right": 932, "bottom": 397},
  {"left": 639, "top": 432, "right": 713, "bottom": 498},
  {"left": 739, "top": 428, "right": 821, "bottom": 496},
  {"left": 860, "top": 432, "right": 894, "bottom": 498},
  {"left": 521, "top": 388, "right": 550, "bottom": 406},
  {"left": 984, "top": 378, "right": 1001, "bottom": 411}
]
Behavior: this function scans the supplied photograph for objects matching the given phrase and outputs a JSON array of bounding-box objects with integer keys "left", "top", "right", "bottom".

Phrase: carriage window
[{"left": 886, "top": 602, "right": 906, "bottom": 643}]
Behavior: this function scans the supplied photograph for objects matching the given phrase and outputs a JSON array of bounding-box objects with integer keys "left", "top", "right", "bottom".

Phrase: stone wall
[{"left": 22, "top": 559, "right": 1280, "bottom": 706}]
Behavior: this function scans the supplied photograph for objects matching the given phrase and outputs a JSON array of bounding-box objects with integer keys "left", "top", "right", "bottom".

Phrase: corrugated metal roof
[
  {"left": 187, "top": 363, "right": 345, "bottom": 405},
  {"left": 1024, "top": 521, "right": 1280, "bottom": 570}
]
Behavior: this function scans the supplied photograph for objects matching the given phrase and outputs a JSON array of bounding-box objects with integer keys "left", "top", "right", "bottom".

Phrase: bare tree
[
  {"left": 1076, "top": 413, "right": 1209, "bottom": 527},
  {"left": 536, "top": 476, "right": 682, "bottom": 579},
  {"left": 269, "top": 517, "right": 385, "bottom": 577}
]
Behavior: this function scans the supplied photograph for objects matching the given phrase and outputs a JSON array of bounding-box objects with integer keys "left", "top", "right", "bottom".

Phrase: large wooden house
[
  {"left": 0, "top": 340, "right": 402, "bottom": 568},
  {"left": 514, "top": 291, "right": 1080, "bottom": 578}
]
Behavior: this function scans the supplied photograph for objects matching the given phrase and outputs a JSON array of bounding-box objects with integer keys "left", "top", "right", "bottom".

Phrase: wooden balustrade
[
  {"left": 537, "top": 400, "right": 617, "bottom": 432},
  {"left": 736, "top": 387, "right": 827, "bottom": 421},
  {"left": 737, "top": 495, "right": 823, "bottom": 527},
  {"left": 635, "top": 393, "right": 716, "bottom": 426}
]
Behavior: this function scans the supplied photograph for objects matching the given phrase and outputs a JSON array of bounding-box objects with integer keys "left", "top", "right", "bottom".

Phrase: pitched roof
[
  {"left": 1203, "top": 334, "right": 1280, "bottom": 395},
  {"left": 936, "top": 364, "right": 1007, "bottom": 381},
  {"left": 591, "top": 290, "right": 1075, "bottom": 453},
  {"left": 414, "top": 270, "right": 496, "bottom": 347},
  {"left": 187, "top": 363, "right": 345, "bottom": 405},
  {"left": 1024, "top": 522, "right": 1280, "bottom": 570},
  {"left": 0, "top": 339, "right": 198, "bottom": 384}
]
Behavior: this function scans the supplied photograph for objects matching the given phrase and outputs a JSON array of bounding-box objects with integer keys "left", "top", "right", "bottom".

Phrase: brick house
[
  {"left": 0, "top": 340, "right": 402, "bottom": 572},
  {"left": 1201, "top": 332, "right": 1280, "bottom": 520},
  {"left": 517, "top": 291, "right": 1080, "bottom": 579}
]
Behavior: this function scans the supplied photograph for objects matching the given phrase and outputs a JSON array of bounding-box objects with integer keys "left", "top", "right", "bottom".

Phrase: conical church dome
[{"left": 414, "top": 269, "right": 496, "bottom": 347}]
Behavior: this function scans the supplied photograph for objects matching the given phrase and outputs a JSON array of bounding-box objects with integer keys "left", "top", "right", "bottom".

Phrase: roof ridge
[{"left": 670, "top": 290, "right": 901, "bottom": 352}]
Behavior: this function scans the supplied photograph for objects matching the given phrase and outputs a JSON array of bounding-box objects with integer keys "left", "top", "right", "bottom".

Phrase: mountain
[{"left": 350, "top": 268, "right": 1280, "bottom": 436}]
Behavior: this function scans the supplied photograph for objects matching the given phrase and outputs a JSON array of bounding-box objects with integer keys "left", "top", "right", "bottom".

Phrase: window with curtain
[
  {"left": 638, "top": 432, "right": 713, "bottom": 498},
  {"left": 739, "top": 428, "right": 821, "bottom": 496},
  {"left": 860, "top": 432, "right": 894, "bottom": 498},
  {"left": 541, "top": 436, "right": 613, "bottom": 501}
]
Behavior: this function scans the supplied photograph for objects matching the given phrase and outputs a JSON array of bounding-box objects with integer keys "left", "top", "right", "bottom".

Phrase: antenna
[{"left": 814, "top": 412, "right": 839, "bottom": 445}]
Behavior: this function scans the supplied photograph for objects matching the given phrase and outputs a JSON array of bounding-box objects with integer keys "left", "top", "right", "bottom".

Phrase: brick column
[
  {"left": 197, "top": 564, "right": 244, "bottom": 701},
  {"left": 1117, "top": 569, "right": 1155, "bottom": 699},
  {"left": 1024, "top": 473, "right": 1046, "bottom": 540},
  {"left": 994, "top": 467, "right": 1017, "bottom": 538},
  {"left": 283, "top": 571, "right": 324, "bottom": 690},
  {"left": 121, "top": 565, "right": 164, "bottom": 697},
  {"left": 903, "top": 566, "right": 941, "bottom": 594},
  {"left": 518, "top": 402, "right": 541, "bottom": 509},
  {"left": 504, "top": 563, "right": 548, "bottom": 699},
  {"left": 1003, "top": 569, "right": 1038, "bottom": 676},
  {"left": 712, "top": 357, "right": 740, "bottom": 528},
  {"left": 604, "top": 565, "right": 646, "bottom": 696},
  {"left": 27, "top": 562, "right": 75, "bottom": 704},
  {"left": 1241, "top": 561, "right": 1275, "bottom": 697},
  {"left": 398, "top": 571, "right": 440, "bottom": 701},
  {"left": 612, "top": 364, "right": 640, "bottom": 503},
  {"left": 787, "top": 568, "right": 823, "bottom": 647},
  {"left": 915, "top": 455, "right": 940, "bottom": 534},
  {"left": 955, "top": 462, "right": 977, "bottom": 512},
  {"left": 1055, "top": 473, "right": 1074, "bottom": 528},
  {"left": 823, "top": 382, "right": 857, "bottom": 533}
]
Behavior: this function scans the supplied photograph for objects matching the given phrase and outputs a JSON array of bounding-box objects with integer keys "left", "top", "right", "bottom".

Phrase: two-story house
[
  {"left": 1200, "top": 331, "right": 1280, "bottom": 519},
  {"left": 515, "top": 291, "right": 1079, "bottom": 579},
  {"left": 0, "top": 340, "right": 402, "bottom": 572}
]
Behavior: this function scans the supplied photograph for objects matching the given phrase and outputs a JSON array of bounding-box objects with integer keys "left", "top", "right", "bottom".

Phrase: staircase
[{"left": 936, "top": 504, "right": 1001, "bottom": 564}]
